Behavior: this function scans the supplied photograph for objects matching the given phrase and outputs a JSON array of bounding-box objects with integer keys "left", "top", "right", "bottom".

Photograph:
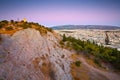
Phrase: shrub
[
  {"left": 10, "top": 20, "right": 14, "bottom": 23},
  {"left": 36, "top": 27, "right": 47, "bottom": 35},
  {"left": 1, "top": 20, "right": 8, "bottom": 24},
  {"left": 20, "top": 23, "right": 32, "bottom": 29},
  {"left": 0, "top": 24, "right": 3, "bottom": 28},
  {"left": 94, "top": 58, "right": 101, "bottom": 67},
  {"left": 66, "top": 41, "right": 71, "bottom": 48},
  {"left": 46, "top": 27, "right": 53, "bottom": 32},
  {"left": 0, "top": 20, "right": 8, "bottom": 28},
  {"left": 62, "top": 36, "right": 120, "bottom": 70},
  {"left": 75, "top": 61, "right": 81, "bottom": 67},
  {"left": 62, "top": 34, "right": 66, "bottom": 42},
  {"left": 59, "top": 40, "right": 64, "bottom": 45},
  {"left": 5, "top": 26, "right": 13, "bottom": 30}
]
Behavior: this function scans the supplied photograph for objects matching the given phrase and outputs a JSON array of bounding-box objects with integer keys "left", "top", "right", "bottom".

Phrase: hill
[
  {"left": 52, "top": 25, "right": 120, "bottom": 30},
  {"left": 0, "top": 20, "right": 72, "bottom": 80},
  {"left": 0, "top": 20, "right": 120, "bottom": 80}
]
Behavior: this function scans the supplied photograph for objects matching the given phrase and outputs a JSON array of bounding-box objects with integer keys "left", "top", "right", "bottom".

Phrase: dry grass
[
  {"left": 41, "top": 62, "right": 50, "bottom": 74},
  {"left": 32, "top": 57, "right": 41, "bottom": 70},
  {"left": 70, "top": 53, "right": 90, "bottom": 80},
  {"left": 71, "top": 54, "right": 78, "bottom": 60},
  {"left": 86, "top": 58, "right": 97, "bottom": 67},
  {"left": 71, "top": 62, "right": 90, "bottom": 80},
  {"left": 0, "top": 29, "right": 19, "bottom": 35},
  {"left": 40, "top": 60, "right": 56, "bottom": 80},
  {"left": 86, "top": 58, "right": 107, "bottom": 71},
  {"left": 0, "top": 21, "right": 53, "bottom": 36},
  {"left": 32, "top": 57, "right": 56, "bottom": 79}
]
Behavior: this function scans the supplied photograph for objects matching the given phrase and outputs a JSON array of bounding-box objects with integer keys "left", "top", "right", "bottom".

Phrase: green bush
[
  {"left": 75, "top": 61, "right": 81, "bottom": 67},
  {"left": 66, "top": 41, "right": 71, "bottom": 48},
  {"left": 1, "top": 20, "right": 8, "bottom": 24},
  {"left": 0, "top": 20, "right": 8, "bottom": 28},
  {"left": 61, "top": 36, "right": 120, "bottom": 70},
  {"left": 62, "top": 34, "right": 66, "bottom": 42},
  {"left": 5, "top": 26, "right": 13, "bottom": 30},
  {"left": 20, "top": 23, "right": 32, "bottom": 29}
]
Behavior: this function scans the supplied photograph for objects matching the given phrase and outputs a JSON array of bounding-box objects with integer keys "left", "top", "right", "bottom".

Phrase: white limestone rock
[{"left": 0, "top": 28, "right": 72, "bottom": 80}]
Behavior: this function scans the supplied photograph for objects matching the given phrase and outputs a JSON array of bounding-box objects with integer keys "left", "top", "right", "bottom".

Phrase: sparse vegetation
[
  {"left": 10, "top": 20, "right": 14, "bottom": 23},
  {"left": 93, "top": 58, "right": 101, "bottom": 67},
  {"left": 46, "top": 27, "right": 53, "bottom": 32},
  {"left": 59, "top": 40, "right": 64, "bottom": 46},
  {"left": 36, "top": 26, "right": 47, "bottom": 35},
  {"left": 75, "top": 61, "right": 81, "bottom": 67},
  {"left": 5, "top": 26, "right": 13, "bottom": 30},
  {"left": 0, "top": 20, "right": 8, "bottom": 29},
  {"left": 62, "top": 35, "right": 120, "bottom": 70},
  {"left": 20, "top": 22, "right": 32, "bottom": 29},
  {"left": 71, "top": 60, "right": 89, "bottom": 80},
  {"left": 0, "top": 20, "right": 53, "bottom": 35}
]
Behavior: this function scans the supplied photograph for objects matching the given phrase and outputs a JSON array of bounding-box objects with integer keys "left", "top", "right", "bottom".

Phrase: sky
[{"left": 0, "top": 0, "right": 120, "bottom": 27}]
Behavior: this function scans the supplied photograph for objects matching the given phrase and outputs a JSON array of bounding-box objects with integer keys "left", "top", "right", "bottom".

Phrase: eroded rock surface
[{"left": 0, "top": 29, "right": 72, "bottom": 80}]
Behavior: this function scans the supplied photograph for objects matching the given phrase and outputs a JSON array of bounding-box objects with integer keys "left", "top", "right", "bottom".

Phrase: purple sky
[{"left": 0, "top": 0, "right": 120, "bottom": 27}]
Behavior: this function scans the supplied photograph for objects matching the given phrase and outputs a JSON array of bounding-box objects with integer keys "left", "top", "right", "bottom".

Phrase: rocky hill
[
  {"left": 0, "top": 21, "right": 120, "bottom": 80},
  {"left": 0, "top": 28, "right": 73, "bottom": 80}
]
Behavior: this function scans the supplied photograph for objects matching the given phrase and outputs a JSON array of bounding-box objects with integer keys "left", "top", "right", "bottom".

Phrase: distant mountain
[{"left": 52, "top": 25, "right": 120, "bottom": 30}]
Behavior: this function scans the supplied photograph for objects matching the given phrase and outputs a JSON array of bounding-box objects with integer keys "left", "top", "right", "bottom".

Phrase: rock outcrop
[
  {"left": 0, "top": 28, "right": 120, "bottom": 80},
  {"left": 0, "top": 28, "right": 72, "bottom": 80}
]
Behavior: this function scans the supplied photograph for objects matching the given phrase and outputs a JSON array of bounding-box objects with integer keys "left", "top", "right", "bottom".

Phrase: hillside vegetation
[
  {"left": 0, "top": 20, "right": 120, "bottom": 80},
  {"left": 61, "top": 34, "right": 120, "bottom": 70},
  {"left": 0, "top": 20, "right": 53, "bottom": 35}
]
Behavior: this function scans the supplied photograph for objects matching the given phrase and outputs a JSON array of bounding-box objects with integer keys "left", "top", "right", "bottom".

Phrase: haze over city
[{"left": 0, "top": 0, "right": 120, "bottom": 27}]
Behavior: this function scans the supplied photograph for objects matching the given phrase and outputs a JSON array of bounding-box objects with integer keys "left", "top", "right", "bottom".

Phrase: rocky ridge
[
  {"left": 0, "top": 25, "right": 120, "bottom": 80},
  {"left": 0, "top": 28, "right": 72, "bottom": 80}
]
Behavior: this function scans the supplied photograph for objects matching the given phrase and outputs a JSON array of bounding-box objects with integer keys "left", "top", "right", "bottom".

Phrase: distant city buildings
[{"left": 55, "top": 29, "right": 120, "bottom": 51}]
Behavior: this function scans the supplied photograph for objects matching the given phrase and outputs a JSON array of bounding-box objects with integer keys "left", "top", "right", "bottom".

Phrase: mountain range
[{"left": 52, "top": 25, "right": 120, "bottom": 30}]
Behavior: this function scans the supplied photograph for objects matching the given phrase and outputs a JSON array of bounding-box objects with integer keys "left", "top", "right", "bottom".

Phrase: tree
[
  {"left": 62, "top": 34, "right": 66, "bottom": 42},
  {"left": 10, "top": 20, "right": 14, "bottom": 23},
  {"left": 105, "top": 33, "right": 109, "bottom": 45}
]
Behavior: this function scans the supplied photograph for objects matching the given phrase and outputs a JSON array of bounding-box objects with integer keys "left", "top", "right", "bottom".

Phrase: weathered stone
[{"left": 0, "top": 28, "right": 72, "bottom": 80}]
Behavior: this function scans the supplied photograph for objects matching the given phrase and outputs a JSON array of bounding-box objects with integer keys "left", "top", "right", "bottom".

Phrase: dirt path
[{"left": 79, "top": 57, "right": 120, "bottom": 80}]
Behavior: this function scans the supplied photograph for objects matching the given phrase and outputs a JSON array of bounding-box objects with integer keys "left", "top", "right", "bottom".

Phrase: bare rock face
[{"left": 0, "top": 28, "right": 72, "bottom": 80}]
